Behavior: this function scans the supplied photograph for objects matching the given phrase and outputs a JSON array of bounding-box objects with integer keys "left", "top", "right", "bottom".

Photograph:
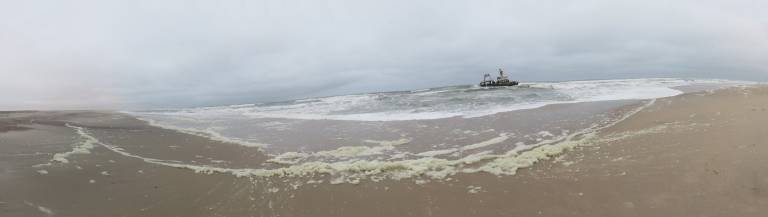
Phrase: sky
[{"left": 1, "top": 0, "right": 767, "bottom": 110}]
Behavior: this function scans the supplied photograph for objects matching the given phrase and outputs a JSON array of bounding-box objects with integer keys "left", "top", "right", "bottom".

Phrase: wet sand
[{"left": 3, "top": 86, "right": 768, "bottom": 216}]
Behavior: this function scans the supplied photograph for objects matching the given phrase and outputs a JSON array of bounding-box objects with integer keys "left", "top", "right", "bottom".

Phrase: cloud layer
[{"left": 1, "top": 0, "right": 767, "bottom": 109}]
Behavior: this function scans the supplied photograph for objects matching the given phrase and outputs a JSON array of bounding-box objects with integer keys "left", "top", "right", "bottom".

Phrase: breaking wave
[{"left": 131, "top": 78, "right": 747, "bottom": 122}]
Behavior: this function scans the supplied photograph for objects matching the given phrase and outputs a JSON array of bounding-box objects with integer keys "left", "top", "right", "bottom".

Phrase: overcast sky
[{"left": 1, "top": 0, "right": 767, "bottom": 110}]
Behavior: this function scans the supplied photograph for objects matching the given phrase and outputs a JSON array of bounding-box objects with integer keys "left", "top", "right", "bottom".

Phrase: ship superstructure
[{"left": 480, "top": 69, "right": 519, "bottom": 87}]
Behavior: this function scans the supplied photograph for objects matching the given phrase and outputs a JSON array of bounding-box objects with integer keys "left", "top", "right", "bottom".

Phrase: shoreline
[{"left": 2, "top": 86, "right": 768, "bottom": 216}]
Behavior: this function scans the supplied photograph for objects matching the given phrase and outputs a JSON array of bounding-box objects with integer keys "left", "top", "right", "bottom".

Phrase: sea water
[{"left": 117, "top": 78, "right": 750, "bottom": 183}]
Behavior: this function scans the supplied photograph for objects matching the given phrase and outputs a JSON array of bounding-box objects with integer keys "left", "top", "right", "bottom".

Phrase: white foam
[
  {"left": 416, "top": 148, "right": 459, "bottom": 157},
  {"left": 467, "top": 99, "right": 658, "bottom": 175},
  {"left": 467, "top": 185, "right": 483, "bottom": 194},
  {"left": 24, "top": 201, "right": 54, "bottom": 216},
  {"left": 47, "top": 124, "right": 98, "bottom": 164},
  {"left": 459, "top": 133, "right": 510, "bottom": 151},
  {"left": 537, "top": 131, "right": 554, "bottom": 137},
  {"left": 410, "top": 133, "right": 510, "bottom": 158},
  {"left": 267, "top": 152, "right": 310, "bottom": 165},
  {"left": 269, "top": 138, "right": 411, "bottom": 165},
  {"left": 362, "top": 138, "right": 412, "bottom": 146},
  {"left": 135, "top": 117, "right": 269, "bottom": 148},
  {"left": 316, "top": 145, "right": 395, "bottom": 158},
  {"left": 78, "top": 99, "right": 655, "bottom": 185}
]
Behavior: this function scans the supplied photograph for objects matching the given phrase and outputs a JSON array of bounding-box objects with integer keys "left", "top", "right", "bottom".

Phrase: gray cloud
[{"left": 1, "top": 0, "right": 767, "bottom": 110}]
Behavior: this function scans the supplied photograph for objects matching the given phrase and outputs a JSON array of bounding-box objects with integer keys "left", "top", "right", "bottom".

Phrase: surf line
[
  {"left": 34, "top": 123, "right": 99, "bottom": 167},
  {"left": 131, "top": 116, "right": 270, "bottom": 149},
  {"left": 68, "top": 99, "right": 656, "bottom": 184}
]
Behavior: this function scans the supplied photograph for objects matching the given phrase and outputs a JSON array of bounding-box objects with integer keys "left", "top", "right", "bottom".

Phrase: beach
[{"left": 2, "top": 86, "right": 768, "bottom": 217}]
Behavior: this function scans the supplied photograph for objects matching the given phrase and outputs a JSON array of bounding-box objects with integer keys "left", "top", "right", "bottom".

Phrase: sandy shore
[{"left": 2, "top": 86, "right": 768, "bottom": 216}]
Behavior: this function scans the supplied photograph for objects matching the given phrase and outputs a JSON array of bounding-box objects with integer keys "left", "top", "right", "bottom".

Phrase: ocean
[
  {"left": 8, "top": 77, "right": 768, "bottom": 217},
  {"left": 124, "top": 78, "right": 750, "bottom": 184}
]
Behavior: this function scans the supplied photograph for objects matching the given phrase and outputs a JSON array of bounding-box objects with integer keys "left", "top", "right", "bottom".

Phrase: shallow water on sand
[
  {"left": 3, "top": 83, "right": 764, "bottom": 217},
  {"left": 114, "top": 79, "right": 748, "bottom": 184},
  {"left": 94, "top": 99, "right": 645, "bottom": 186}
]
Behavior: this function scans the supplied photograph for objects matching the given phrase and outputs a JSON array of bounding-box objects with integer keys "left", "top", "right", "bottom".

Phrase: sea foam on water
[{"left": 105, "top": 78, "right": 753, "bottom": 185}]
